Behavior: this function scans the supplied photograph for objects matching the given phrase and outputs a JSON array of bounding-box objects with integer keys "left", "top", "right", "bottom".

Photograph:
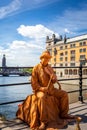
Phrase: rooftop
[
  {"left": 0, "top": 100, "right": 87, "bottom": 130},
  {"left": 46, "top": 33, "right": 87, "bottom": 46}
]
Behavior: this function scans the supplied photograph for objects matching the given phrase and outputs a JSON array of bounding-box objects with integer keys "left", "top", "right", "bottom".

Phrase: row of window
[
  {"left": 54, "top": 55, "right": 86, "bottom": 63},
  {"left": 60, "top": 41, "right": 86, "bottom": 50},
  {"left": 65, "top": 69, "right": 87, "bottom": 75},
  {"left": 60, "top": 63, "right": 75, "bottom": 67},
  {"left": 80, "top": 48, "right": 86, "bottom": 52},
  {"left": 54, "top": 48, "right": 86, "bottom": 56},
  {"left": 60, "top": 57, "right": 72, "bottom": 61}
]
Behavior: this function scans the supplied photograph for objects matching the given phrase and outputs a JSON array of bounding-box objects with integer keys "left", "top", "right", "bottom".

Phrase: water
[{"left": 0, "top": 76, "right": 32, "bottom": 119}]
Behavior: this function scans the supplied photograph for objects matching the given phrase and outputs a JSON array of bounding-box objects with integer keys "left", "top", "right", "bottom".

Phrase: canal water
[{"left": 0, "top": 76, "right": 32, "bottom": 119}]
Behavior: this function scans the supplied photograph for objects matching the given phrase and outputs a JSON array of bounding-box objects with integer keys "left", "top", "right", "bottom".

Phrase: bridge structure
[
  {"left": 0, "top": 54, "right": 32, "bottom": 76},
  {"left": 0, "top": 67, "right": 31, "bottom": 76}
]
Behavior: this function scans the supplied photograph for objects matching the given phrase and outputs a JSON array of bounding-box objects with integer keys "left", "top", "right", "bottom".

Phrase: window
[
  {"left": 80, "top": 55, "right": 85, "bottom": 60},
  {"left": 60, "top": 46, "right": 63, "bottom": 50},
  {"left": 71, "top": 56, "right": 75, "bottom": 61},
  {"left": 80, "top": 49, "right": 83, "bottom": 53},
  {"left": 73, "top": 44, "right": 76, "bottom": 47},
  {"left": 60, "top": 64, "right": 63, "bottom": 67},
  {"left": 54, "top": 48, "right": 57, "bottom": 55},
  {"left": 83, "top": 69, "right": 87, "bottom": 75},
  {"left": 71, "top": 50, "right": 75, "bottom": 54},
  {"left": 65, "top": 45, "right": 67, "bottom": 49},
  {"left": 83, "top": 48, "right": 86, "bottom": 52},
  {"left": 73, "top": 69, "right": 77, "bottom": 75},
  {"left": 65, "top": 51, "right": 68, "bottom": 55},
  {"left": 79, "top": 41, "right": 86, "bottom": 46},
  {"left": 83, "top": 41, "right": 86, "bottom": 46},
  {"left": 65, "top": 63, "right": 68, "bottom": 66},
  {"left": 60, "top": 52, "right": 63, "bottom": 56},
  {"left": 80, "top": 48, "right": 86, "bottom": 53},
  {"left": 60, "top": 57, "right": 63, "bottom": 61},
  {"left": 69, "top": 69, "right": 73, "bottom": 75},
  {"left": 54, "top": 58, "right": 56, "bottom": 62},
  {"left": 70, "top": 43, "right": 76, "bottom": 48},
  {"left": 70, "top": 63, "right": 75, "bottom": 66},
  {"left": 65, "top": 69, "right": 68, "bottom": 74},
  {"left": 70, "top": 44, "right": 72, "bottom": 48},
  {"left": 65, "top": 57, "right": 68, "bottom": 61},
  {"left": 81, "top": 62, "right": 86, "bottom": 66},
  {"left": 79, "top": 42, "right": 82, "bottom": 46}
]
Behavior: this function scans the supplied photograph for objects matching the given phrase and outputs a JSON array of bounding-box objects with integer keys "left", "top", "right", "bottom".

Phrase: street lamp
[{"left": 79, "top": 58, "right": 87, "bottom": 103}]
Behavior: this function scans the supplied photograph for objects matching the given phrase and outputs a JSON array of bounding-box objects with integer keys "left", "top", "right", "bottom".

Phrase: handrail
[
  {"left": 0, "top": 82, "right": 30, "bottom": 87},
  {"left": 0, "top": 65, "right": 87, "bottom": 106},
  {"left": 0, "top": 77, "right": 87, "bottom": 87},
  {"left": 0, "top": 88, "right": 87, "bottom": 106},
  {"left": 0, "top": 99, "right": 24, "bottom": 105},
  {"left": 0, "top": 66, "right": 86, "bottom": 68}
]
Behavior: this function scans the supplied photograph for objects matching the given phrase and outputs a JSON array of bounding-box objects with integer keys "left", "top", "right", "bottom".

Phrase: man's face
[{"left": 41, "top": 57, "right": 50, "bottom": 66}]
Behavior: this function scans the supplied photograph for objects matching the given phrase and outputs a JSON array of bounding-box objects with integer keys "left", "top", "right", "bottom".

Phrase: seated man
[
  {"left": 16, "top": 50, "right": 76, "bottom": 130},
  {"left": 31, "top": 50, "right": 76, "bottom": 129}
]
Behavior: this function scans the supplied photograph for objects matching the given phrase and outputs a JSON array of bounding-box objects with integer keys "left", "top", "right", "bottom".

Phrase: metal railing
[{"left": 0, "top": 65, "right": 87, "bottom": 106}]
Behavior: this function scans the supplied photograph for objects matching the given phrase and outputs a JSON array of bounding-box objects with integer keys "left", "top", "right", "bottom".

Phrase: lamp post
[{"left": 79, "top": 58, "right": 87, "bottom": 103}]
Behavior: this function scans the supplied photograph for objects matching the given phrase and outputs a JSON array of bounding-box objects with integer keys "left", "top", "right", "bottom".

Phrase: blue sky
[{"left": 0, "top": 0, "right": 87, "bottom": 66}]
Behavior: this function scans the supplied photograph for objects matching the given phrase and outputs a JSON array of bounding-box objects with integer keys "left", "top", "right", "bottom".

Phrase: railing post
[{"left": 79, "top": 63, "right": 83, "bottom": 103}]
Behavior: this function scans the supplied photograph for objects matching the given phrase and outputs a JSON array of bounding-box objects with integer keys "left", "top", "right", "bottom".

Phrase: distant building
[
  {"left": 2, "top": 54, "right": 6, "bottom": 67},
  {"left": 46, "top": 34, "right": 87, "bottom": 77}
]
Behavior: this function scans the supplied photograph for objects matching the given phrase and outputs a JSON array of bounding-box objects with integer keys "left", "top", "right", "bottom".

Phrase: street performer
[
  {"left": 16, "top": 50, "right": 76, "bottom": 130},
  {"left": 31, "top": 50, "right": 76, "bottom": 129}
]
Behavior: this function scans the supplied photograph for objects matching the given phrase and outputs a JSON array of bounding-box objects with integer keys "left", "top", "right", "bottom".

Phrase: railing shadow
[{"left": 0, "top": 119, "right": 29, "bottom": 130}]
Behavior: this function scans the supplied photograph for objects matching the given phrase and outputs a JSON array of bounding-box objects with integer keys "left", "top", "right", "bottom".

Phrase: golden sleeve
[
  {"left": 47, "top": 65, "right": 57, "bottom": 83},
  {"left": 31, "top": 65, "right": 41, "bottom": 92}
]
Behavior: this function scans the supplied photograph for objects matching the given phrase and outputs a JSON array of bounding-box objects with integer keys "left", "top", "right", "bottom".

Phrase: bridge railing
[
  {"left": 0, "top": 66, "right": 32, "bottom": 76},
  {"left": 0, "top": 65, "right": 87, "bottom": 106}
]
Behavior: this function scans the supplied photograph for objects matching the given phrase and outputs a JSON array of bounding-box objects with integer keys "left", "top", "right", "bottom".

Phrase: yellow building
[{"left": 46, "top": 34, "right": 87, "bottom": 78}]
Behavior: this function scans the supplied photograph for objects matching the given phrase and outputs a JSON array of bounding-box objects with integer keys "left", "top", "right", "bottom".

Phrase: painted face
[{"left": 41, "top": 57, "right": 50, "bottom": 66}]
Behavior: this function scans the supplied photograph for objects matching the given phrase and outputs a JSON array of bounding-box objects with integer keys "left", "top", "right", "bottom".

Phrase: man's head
[{"left": 40, "top": 50, "right": 52, "bottom": 66}]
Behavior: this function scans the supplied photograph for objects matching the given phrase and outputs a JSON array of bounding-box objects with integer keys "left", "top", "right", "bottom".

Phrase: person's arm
[
  {"left": 46, "top": 65, "right": 61, "bottom": 89},
  {"left": 31, "top": 65, "right": 48, "bottom": 93},
  {"left": 31, "top": 66, "right": 41, "bottom": 92},
  {"left": 44, "top": 65, "right": 57, "bottom": 83}
]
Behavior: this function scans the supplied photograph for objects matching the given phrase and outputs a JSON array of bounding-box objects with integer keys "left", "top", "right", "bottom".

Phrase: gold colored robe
[
  {"left": 16, "top": 63, "right": 69, "bottom": 129},
  {"left": 31, "top": 63, "right": 69, "bottom": 117}
]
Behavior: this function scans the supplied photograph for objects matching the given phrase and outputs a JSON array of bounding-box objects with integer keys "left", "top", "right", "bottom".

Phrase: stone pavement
[{"left": 0, "top": 100, "right": 87, "bottom": 130}]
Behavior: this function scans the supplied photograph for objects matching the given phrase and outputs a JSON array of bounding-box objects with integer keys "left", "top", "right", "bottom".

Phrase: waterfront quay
[{"left": 0, "top": 100, "right": 87, "bottom": 130}]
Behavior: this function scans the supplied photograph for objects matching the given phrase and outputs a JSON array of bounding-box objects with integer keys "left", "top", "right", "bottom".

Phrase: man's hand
[
  {"left": 39, "top": 87, "right": 48, "bottom": 93},
  {"left": 51, "top": 75, "right": 57, "bottom": 83}
]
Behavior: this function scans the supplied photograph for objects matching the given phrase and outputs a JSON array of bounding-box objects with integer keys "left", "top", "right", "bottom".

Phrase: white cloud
[
  {"left": 17, "top": 24, "right": 59, "bottom": 39},
  {"left": 0, "top": 40, "right": 44, "bottom": 66},
  {"left": 0, "top": 22, "right": 61, "bottom": 66},
  {"left": 19, "top": 0, "right": 59, "bottom": 11},
  {"left": 0, "top": 0, "right": 59, "bottom": 19},
  {"left": 49, "top": 5, "right": 87, "bottom": 36},
  {"left": 64, "top": 28, "right": 70, "bottom": 33},
  {"left": 0, "top": 0, "right": 21, "bottom": 19},
  {"left": 64, "top": 28, "right": 76, "bottom": 34},
  {"left": 0, "top": 24, "right": 59, "bottom": 66}
]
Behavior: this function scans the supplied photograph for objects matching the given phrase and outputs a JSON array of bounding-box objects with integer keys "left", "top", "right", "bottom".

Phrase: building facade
[{"left": 46, "top": 34, "right": 87, "bottom": 78}]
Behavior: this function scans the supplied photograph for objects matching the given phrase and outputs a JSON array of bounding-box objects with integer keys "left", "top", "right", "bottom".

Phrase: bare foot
[{"left": 39, "top": 122, "right": 46, "bottom": 130}]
